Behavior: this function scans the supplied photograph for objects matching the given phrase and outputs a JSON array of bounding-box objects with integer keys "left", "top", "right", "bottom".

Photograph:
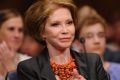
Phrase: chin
[
  {"left": 62, "top": 42, "right": 72, "bottom": 46},
  {"left": 12, "top": 46, "right": 20, "bottom": 51},
  {"left": 59, "top": 45, "right": 71, "bottom": 50},
  {"left": 92, "top": 51, "right": 101, "bottom": 55}
]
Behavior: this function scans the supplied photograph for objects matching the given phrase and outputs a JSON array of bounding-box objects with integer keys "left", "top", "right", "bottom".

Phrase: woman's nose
[
  {"left": 61, "top": 25, "right": 68, "bottom": 34},
  {"left": 14, "top": 31, "right": 21, "bottom": 38}
]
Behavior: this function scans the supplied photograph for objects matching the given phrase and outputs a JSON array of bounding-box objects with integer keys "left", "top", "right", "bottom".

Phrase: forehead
[
  {"left": 6, "top": 16, "right": 22, "bottom": 22},
  {"left": 47, "top": 8, "right": 72, "bottom": 21},
  {"left": 1, "top": 16, "right": 23, "bottom": 27},
  {"left": 80, "top": 23, "right": 105, "bottom": 34}
]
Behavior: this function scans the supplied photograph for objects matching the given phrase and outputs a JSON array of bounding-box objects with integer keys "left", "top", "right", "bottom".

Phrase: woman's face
[
  {"left": 0, "top": 16, "right": 24, "bottom": 51},
  {"left": 43, "top": 8, "right": 75, "bottom": 50},
  {"left": 80, "top": 23, "right": 106, "bottom": 56}
]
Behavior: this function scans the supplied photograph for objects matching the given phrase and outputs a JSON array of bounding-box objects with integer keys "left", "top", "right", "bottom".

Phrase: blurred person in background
[
  {"left": 20, "top": 30, "right": 44, "bottom": 57},
  {"left": 107, "top": 11, "right": 120, "bottom": 51},
  {"left": 75, "top": 7, "right": 120, "bottom": 80},
  {"left": 72, "top": 5, "right": 99, "bottom": 53},
  {"left": 104, "top": 11, "right": 120, "bottom": 63},
  {"left": 73, "top": 5, "right": 120, "bottom": 63},
  {"left": 0, "top": 9, "right": 29, "bottom": 80}
]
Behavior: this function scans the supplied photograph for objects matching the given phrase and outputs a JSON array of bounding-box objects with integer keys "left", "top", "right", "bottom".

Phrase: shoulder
[
  {"left": 87, "top": 53, "right": 101, "bottom": 62},
  {"left": 109, "top": 62, "right": 120, "bottom": 74},
  {"left": 17, "top": 57, "right": 37, "bottom": 71},
  {"left": 72, "top": 50, "right": 109, "bottom": 80},
  {"left": 72, "top": 50, "right": 100, "bottom": 61},
  {"left": 18, "top": 53, "right": 31, "bottom": 62},
  {"left": 17, "top": 48, "right": 49, "bottom": 72},
  {"left": 17, "top": 56, "right": 42, "bottom": 79},
  {"left": 71, "top": 50, "right": 102, "bottom": 67},
  {"left": 109, "top": 62, "right": 120, "bottom": 70}
]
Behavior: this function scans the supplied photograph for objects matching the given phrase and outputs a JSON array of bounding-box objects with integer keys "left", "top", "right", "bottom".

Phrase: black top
[{"left": 17, "top": 47, "right": 110, "bottom": 80}]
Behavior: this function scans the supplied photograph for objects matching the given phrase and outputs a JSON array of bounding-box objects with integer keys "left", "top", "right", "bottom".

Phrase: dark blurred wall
[
  {"left": 0, "top": 0, "right": 120, "bottom": 22},
  {"left": 74, "top": 0, "right": 120, "bottom": 23},
  {"left": 0, "top": 0, "right": 37, "bottom": 15}
]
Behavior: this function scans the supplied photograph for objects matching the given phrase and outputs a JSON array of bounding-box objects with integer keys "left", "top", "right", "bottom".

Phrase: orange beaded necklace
[{"left": 50, "top": 57, "right": 76, "bottom": 80}]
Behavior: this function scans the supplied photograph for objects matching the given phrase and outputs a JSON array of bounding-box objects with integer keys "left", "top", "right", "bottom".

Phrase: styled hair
[
  {"left": 75, "top": 6, "right": 107, "bottom": 39},
  {"left": 77, "top": 5, "right": 98, "bottom": 23},
  {"left": 0, "top": 9, "right": 22, "bottom": 28},
  {"left": 25, "top": 0, "right": 77, "bottom": 45}
]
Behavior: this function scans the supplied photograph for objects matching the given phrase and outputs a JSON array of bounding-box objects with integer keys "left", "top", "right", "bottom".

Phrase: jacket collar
[
  {"left": 71, "top": 50, "right": 88, "bottom": 79},
  {"left": 38, "top": 47, "right": 56, "bottom": 80},
  {"left": 38, "top": 48, "right": 88, "bottom": 80}
]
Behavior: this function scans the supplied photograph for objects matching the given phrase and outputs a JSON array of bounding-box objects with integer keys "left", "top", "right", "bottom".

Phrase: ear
[
  {"left": 40, "top": 31, "right": 46, "bottom": 40},
  {"left": 0, "top": 34, "right": 3, "bottom": 43}
]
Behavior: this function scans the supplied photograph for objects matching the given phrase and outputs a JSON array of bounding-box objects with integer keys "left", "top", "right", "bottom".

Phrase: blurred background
[{"left": 0, "top": 0, "right": 120, "bottom": 23}]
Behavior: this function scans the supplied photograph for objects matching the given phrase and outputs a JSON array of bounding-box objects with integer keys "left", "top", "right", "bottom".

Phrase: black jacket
[{"left": 17, "top": 48, "right": 110, "bottom": 80}]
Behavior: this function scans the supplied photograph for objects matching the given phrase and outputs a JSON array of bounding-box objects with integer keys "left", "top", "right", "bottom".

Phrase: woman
[
  {"left": 17, "top": 0, "right": 109, "bottom": 80},
  {"left": 0, "top": 9, "right": 28, "bottom": 80}
]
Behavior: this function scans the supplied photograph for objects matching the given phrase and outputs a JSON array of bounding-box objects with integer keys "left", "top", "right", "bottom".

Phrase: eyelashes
[
  {"left": 50, "top": 20, "right": 74, "bottom": 27},
  {"left": 7, "top": 26, "right": 24, "bottom": 33},
  {"left": 67, "top": 20, "right": 73, "bottom": 25},
  {"left": 84, "top": 32, "right": 105, "bottom": 39},
  {"left": 51, "top": 23, "right": 59, "bottom": 27}
]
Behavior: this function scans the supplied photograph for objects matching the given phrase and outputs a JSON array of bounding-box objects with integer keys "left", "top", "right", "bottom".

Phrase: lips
[
  {"left": 59, "top": 37, "right": 71, "bottom": 42},
  {"left": 92, "top": 47, "right": 101, "bottom": 51}
]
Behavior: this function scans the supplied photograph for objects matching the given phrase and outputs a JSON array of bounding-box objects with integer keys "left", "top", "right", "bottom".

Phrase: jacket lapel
[
  {"left": 40, "top": 62, "right": 56, "bottom": 80},
  {"left": 71, "top": 51, "right": 88, "bottom": 79},
  {"left": 37, "top": 48, "right": 88, "bottom": 80},
  {"left": 37, "top": 48, "right": 56, "bottom": 80}
]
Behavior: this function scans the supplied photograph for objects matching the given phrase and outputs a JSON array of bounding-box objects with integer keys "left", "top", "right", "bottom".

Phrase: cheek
[
  {"left": 19, "top": 33, "right": 24, "bottom": 39},
  {"left": 0, "top": 33, "right": 10, "bottom": 41},
  {"left": 101, "top": 40, "right": 106, "bottom": 48},
  {"left": 71, "top": 26, "right": 75, "bottom": 35},
  {"left": 44, "top": 29, "right": 59, "bottom": 39},
  {"left": 100, "top": 38, "right": 106, "bottom": 44},
  {"left": 85, "top": 40, "right": 94, "bottom": 50},
  {"left": 85, "top": 39, "right": 93, "bottom": 46}
]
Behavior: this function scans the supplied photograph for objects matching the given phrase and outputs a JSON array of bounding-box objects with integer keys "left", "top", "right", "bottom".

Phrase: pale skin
[
  {"left": 42, "top": 7, "right": 86, "bottom": 80},
  {"left": 80, "top": 23, "right": 106, "bottom": 58},
  {"left": 0, "top": 16, "right": 24, "bottom": 76},
  {"left": 80, "top": 23, "right": 109, "bottom": 71}
]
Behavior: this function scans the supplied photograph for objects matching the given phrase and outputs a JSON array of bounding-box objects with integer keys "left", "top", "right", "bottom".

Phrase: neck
[{"left": 47, "top": 45, "right": 71, "bottom": 64}]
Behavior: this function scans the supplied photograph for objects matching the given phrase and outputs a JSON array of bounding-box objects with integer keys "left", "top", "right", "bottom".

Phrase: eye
[
  {"left": 66, "top": 20, "right": 73, "bottom": 25},
  {"left": 19, "top": 27, "right": 24, "bottom": 33},
  {"left": 8, "top": 26, "right": 15, "bottom": 31},
  {"left": 85, "top": 33, "right": 93, "bottom": 39},
  {"left": 68, "top": 21, "right": 73, "bottom": 24},
  {"left": 51, "top": 22, "right": 59, "bottom": 27},
  {"left": 98, "top": 32, "right": 105, "bottom": 38}
]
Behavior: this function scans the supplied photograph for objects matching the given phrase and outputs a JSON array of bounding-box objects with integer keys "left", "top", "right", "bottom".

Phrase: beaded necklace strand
[{"left": 50, "top": 57, "right": 76, "bottom": 80}]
